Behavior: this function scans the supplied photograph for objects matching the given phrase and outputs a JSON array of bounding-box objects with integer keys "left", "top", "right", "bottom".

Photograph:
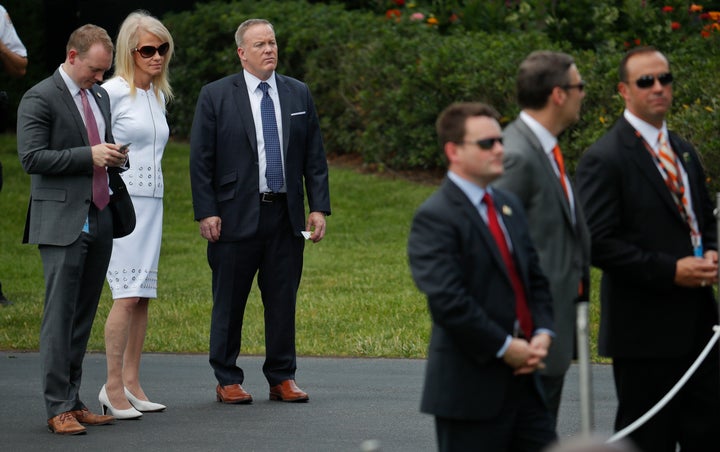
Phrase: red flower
[
  {"left": 700, "top": 12, "right": 710, "bottom": 20},
  {"left": 671, "top": 21, "right": 681, "bottom": 30},
  {"left": 634, "top": 38, "right": 642, "bottom": 45},
  {"left": 386, "top": 9, "right": 402, "bottom": 19},
  {"left": 393, "top": 0, "right": 405, "bottom": 5},
  {"left": 662, "top": 6, "right": 674, "bottom": 13}
]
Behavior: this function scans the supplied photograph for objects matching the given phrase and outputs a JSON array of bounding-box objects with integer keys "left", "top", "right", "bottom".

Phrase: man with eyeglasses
[
  {"left": 408, "top": 102, "right": 556, "bottom": 451},
  {"left": 492, "top": 51, "right": 591, "bottom": 429},
  {"left": 576, "top": 46, "right": 720, "bottom": 451}
]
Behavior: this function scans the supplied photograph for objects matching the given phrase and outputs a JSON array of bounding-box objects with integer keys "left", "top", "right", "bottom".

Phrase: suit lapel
[
  {"left": 231, "top": 74, "right": 259, "bottom": 158},
  {"left": 620, "top": 118, "right": 686, "bottom": 224},
  {"left": 53, "top": 71, "right": 89, "bottom": 146},
  {"left": 90, "top": 85, "right": 112, "bottom": 143},
  {"left": 445, "top": 180, "right": 513, "bottom": 286},
  {"left": 512, "top": 120, "right": 575, "bottom": 229},
  {"left": 275, "top": 74, "right": 291, "bottom": 161},
  {"left": 493, "top": 189, "right": 530, "bottom": 286}
]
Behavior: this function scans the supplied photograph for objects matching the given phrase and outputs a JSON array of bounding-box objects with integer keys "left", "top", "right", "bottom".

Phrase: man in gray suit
[
  {"left": 17, "top": 24, "right": 134, "bottom": 435},
  {"left": 492, "top": 50, "right": 591, "bottom": 427}
]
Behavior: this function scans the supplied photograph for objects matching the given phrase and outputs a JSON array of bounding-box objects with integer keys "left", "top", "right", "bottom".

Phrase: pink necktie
[
  {"left": 483, "top": 193, "right": 534, "bottom": 339},
  {"left": 79, "top": 89, "right": 109, "bottom": 210}
]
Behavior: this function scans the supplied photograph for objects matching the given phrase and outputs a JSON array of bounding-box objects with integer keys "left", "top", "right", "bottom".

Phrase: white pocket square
[{"left": 290, "top": 111, "right": 306, "bottom": 116}]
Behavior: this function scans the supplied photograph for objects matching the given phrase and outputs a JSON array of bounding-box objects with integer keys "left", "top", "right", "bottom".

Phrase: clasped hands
[{"left": 503, "top": 333, "right": 552, "bottom": 375}]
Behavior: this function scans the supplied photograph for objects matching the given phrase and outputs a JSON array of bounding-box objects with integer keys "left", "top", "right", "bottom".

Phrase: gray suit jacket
[
  {"left": 493, "top": 118, "right": 591, "bottom": 376},
  {"left": 17, "top": 69, "right": 134, "bottom": 245}
]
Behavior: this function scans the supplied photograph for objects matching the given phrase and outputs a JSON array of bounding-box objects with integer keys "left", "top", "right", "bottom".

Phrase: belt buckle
[{"left": 260, "top": 192, "right": 274, "bottom": 203}]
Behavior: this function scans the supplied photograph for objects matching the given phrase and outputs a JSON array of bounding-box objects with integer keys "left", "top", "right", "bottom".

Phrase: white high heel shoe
[
  {"left": 124, "top": 387, "right": 166, "bottom": 412},
  {"left": 99, "top": 385, "right": 142, "bottom": 420}
]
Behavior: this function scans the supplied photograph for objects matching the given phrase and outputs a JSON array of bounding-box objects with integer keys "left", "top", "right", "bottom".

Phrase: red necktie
[
  {"left": 483, "top": 193, "right": 534, "bottom": 339},
  {"left": 552, "top": 144, "right": 569, "bottom": 200},
  {"left": 79, "top": 89, "right": 109, "bottom": 210}
]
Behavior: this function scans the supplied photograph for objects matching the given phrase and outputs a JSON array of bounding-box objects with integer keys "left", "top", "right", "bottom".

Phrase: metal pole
[{"left": 576, "top": 300, "right": 594, "bottom": 436}]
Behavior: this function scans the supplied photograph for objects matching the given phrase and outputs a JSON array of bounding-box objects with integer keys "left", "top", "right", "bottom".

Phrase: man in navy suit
[
  {"left": 576, "top": 46, "right": 720, "bottom": 451},
  {"left": 408, "top": 102, "right": 556, "bottom": 451},
  {"left": 190, "top": 18, "right": 330, "bottom": 404}
]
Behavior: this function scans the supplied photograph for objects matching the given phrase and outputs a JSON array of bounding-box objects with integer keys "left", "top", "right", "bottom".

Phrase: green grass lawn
[{"left": 0, "top": 134, "right": 602, "bottom": 359}]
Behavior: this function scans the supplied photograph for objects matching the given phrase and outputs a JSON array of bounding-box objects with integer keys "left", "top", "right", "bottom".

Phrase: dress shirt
[
  {"left": 623, "top": 110, "right": 699, "bottom": 239},
  {"left": 519, "top": 111, "right": 577, "bottom": 224},
  {"left": 243, "top": 70, "right": 286, "bottom": 193}
]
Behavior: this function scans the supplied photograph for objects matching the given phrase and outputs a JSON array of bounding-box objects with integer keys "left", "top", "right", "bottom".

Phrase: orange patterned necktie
[{"left": 552, "top": 144, "right": 569, "bottom": 200}]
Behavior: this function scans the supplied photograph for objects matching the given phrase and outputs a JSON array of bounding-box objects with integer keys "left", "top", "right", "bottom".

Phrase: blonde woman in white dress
[{"left": 100, "top": 10, "right": 173, "bottom": 419}]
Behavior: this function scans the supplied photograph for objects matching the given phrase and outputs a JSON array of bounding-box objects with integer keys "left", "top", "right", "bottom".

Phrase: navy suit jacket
[
  {"left": 576, "top": 117, "right": 718, "bottom": 358},
  {"left": 189, "top": 72, "right": 330, "bottom": 239},
  {"left": 408, "top": 178, "right": 553, "bottom": 420}
]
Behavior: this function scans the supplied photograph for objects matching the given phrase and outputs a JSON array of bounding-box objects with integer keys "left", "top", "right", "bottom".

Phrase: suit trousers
[
  {"left": 39, "top": 205, "right": 113, "bottom": 418},
  {"left": 613, "top": 349, "right": 720, "bottom": 452},
  {"left": 208, "top": 199, "right": 304, "bottom": 386},
  {"left": 434, "top": 374, "right": 557, "bottom": 452}
]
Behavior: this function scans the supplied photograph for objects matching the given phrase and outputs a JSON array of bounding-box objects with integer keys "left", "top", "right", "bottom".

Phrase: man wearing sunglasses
[
  {"left": 190, "top": 19, "right": 330, "bottom": 405},
  {"left": 408, "top": 102, "right": 556, "bottom": 451},
  {"left": 576, "top": 46, "right": 720, "bottom": 450},
  {"left": 493, "top": 51, "right": 591, "bottom": 430}
]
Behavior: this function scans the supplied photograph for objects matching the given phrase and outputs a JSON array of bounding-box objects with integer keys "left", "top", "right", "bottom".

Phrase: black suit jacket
[
  {"left": 576, "top": 117, "right": 718, "bottom": 359},
  {"left": 189, "top": 72, "right": 330, "bottom": 239},
  {"left": 408, "top": 178, "right": 553, "bottom": 420}
]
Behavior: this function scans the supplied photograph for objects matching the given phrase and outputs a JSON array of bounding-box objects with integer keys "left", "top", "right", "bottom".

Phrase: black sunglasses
[
  {"left": 459, "top": 137, "right": 503, "bottom": 150},
  {"left": 562, "top": 81, "right": 586, "bottom": 92},
  {"left": 635, "top": 72, "right": 673, "bottom": 89},
  {"left": 133, "top": 42, "right": 170, "bottom": 58}
]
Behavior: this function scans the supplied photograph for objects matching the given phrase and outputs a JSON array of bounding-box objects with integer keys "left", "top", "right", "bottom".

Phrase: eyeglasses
[
  {"left": 133, "top": 42, "right": 170, "bottom": 58},
  {"left": 634, "top": 72, "right": 673, "bottom": 89},
  {"left": 459, "top": 137, "right": 503, "bottom": 150},
  {"left": 562, "top": 81, "right": 586, "bottom": 92}
]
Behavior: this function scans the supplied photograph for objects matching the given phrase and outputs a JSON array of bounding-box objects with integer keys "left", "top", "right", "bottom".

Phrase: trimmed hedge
[{"left": 163, "top": 0, "right": 720, "bottom": 192}]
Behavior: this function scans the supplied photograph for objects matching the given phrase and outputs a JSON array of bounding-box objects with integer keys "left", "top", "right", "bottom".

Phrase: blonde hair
[{"left": 113, "top": 10, "right": 174, "bottom": 109}]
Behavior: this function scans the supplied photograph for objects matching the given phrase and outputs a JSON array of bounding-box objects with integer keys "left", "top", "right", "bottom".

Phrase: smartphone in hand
[{"left": 118, "top": 142, "right": 131, "bottom": 154}]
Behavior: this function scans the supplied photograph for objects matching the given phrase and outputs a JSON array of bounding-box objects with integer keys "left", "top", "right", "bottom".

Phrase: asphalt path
[{"left": 1, "top": 352, "right": 617, "bottom": 451}]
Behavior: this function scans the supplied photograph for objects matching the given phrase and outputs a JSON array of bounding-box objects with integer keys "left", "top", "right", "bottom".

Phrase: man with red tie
[
  {"left": 576, "top": 46, "right": 720, "bottom": 451},
  {"left": 408, "top": 102, "right": 556, "bottom": 452}
]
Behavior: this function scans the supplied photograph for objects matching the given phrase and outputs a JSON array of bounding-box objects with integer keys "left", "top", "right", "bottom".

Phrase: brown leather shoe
[
  {"left": 269, "top": 380, "right": 309, "bottom": 402},
  {"left": 47, "top": 412, "right": 87, "bottom": 435},
  {"left": 216, "top": 384, "right": 253, "bottom": 404},
  {"left": 71, "top": 407, "right": 115, "bottom": 425}
]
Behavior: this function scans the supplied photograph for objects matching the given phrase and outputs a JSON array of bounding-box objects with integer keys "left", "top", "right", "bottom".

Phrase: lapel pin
[
  {"left": 683, "top": 152, "right": 690, "bottom": 163},
  {"left": 502, "top": 205, "right": 512, "bottom": 216}
]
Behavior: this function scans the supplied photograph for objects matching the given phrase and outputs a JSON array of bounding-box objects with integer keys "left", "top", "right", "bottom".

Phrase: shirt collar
[
  {"left": 59, "top": 64, "right": 83, "bottom": 98},
  {"left": 244, "top": 69, "right": 277, "bottom": 94},
  {"left": 447, "top": 170, "right": 492, "bottom": 207},
  {"left": 624, "top": 109, "right": 668, "bottom": 149},
  {"left": 519, "top": 111, "right": 557, "bottom": 155}
]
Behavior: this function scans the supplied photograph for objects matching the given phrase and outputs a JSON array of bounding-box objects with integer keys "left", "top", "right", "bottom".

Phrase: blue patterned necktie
[{"left": 259, "top": 82, "right": 284, "bottom": 192}]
